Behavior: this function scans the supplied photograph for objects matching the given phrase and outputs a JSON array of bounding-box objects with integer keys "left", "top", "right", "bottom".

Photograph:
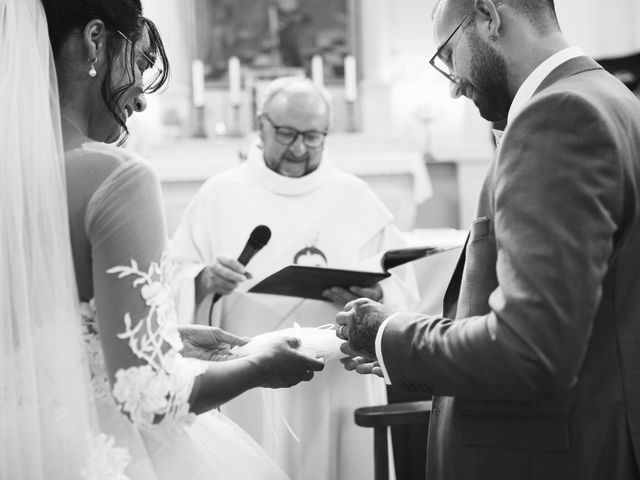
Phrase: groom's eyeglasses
[
  {"left": 428, "top": 9, "right": 475, "bottom": 83},
  {"left": 116, "top": 30, "right": 164, "bottom": 92}
]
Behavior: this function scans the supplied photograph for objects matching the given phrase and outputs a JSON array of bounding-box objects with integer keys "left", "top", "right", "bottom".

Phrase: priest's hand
[
  {"left": 179, "top": 325, "right": 249, "bottom": 361},
  {"left": 335, "top": 297, "right": 390, "bottom": 359},
  {"left": 322, "top": 282, "right": 383, "bottom": 306},
  {"left": 195, "top": 255, "right": 250, "bottom": 304}
]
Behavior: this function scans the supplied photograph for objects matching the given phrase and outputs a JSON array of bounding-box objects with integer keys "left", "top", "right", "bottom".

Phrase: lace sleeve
[{"left": 86, "top": 157, "right": 205, "bottom": 427}]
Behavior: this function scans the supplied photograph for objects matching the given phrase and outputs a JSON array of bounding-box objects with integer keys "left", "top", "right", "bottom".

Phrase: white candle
[
  {"left": 268, "top": 6, "right": 279, "bottom": 44},
  {"left": 344, "top": 55, "right": 357, "bottom": 103},
  {"left": 228, "top": 56, "right": 242, "bottom": 107},
  {"left": 191, "top": 59, "right": 205, "bottom": 108},
  {"left": 311, "top": 55, "right": 324, "bottom": 87}
]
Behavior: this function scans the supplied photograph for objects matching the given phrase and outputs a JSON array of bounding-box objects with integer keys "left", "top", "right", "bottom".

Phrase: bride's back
[{"left": 63, "top": 136, "right": 166, "bottom": 302}]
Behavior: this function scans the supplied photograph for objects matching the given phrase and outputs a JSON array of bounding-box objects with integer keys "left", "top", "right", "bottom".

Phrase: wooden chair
[{"left": 354, "top": 400, "right": 432, "bottom": 480}]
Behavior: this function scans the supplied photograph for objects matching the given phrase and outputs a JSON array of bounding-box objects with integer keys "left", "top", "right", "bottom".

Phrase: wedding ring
[{"left": 338, "top": 324, "right": 347, "bottom": 339}]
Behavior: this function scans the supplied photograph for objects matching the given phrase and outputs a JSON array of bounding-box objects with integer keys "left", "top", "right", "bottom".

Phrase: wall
[
  {"left": 556, "top": 0, "right": 640, "bottom": 58},
  {"left": 141, "top": 0, "right": 640, "bottom": 229},
  {"left": 381, "top": 0, "right": 640, "bottom": 227}
]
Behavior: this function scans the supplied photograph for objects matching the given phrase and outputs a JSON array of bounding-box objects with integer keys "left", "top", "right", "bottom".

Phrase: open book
[{"left": 248, "top": 245, "right": 455, "bottom": 301}]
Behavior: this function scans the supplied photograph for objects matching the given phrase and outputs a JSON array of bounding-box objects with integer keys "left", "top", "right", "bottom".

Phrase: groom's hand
[
  {"left": 339, "top": 342, "right": 383, "bottom": 377},
  {"left": 335, "top": 298, "right": 390, "bottom": 359}
]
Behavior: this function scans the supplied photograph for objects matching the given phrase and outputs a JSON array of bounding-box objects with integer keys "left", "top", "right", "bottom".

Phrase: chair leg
[
  {"left": 373, "top": 426, "right": 389, "bottom": 480},
  {"left": 387, "top": 387, "right": 431, "bottom": 480},
  {"left": 355, "top": 401, "right": 431, "bottom": 480}
]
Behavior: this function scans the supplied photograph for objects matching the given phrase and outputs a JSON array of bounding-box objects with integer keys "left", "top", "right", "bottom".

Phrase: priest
[{"left": 171, "top": 76, "right": 417, "bottom": 480}]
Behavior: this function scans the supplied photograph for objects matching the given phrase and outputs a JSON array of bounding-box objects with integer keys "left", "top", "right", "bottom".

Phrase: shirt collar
[
  {"left": 492, "top": 128, "right": 504, "bottom": 144},
  {"left": 243, "top": 140, "right": 333, "bottom": 196},
  {"left": 507, "top": 46, "right": 585, "bottom": 124}
]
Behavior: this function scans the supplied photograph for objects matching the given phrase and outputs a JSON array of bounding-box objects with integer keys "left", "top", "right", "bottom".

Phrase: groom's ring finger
[{"left": 338, "top": 324, "right": 347, "bottom": 339}]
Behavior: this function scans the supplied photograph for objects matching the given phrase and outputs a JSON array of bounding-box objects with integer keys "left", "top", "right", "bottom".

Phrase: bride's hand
[
  {"left": 243, "top": 334, "right": 325, "bottom": 388},
  {"left": 178, "top": 325, "right": 249, "bottom": 361}
]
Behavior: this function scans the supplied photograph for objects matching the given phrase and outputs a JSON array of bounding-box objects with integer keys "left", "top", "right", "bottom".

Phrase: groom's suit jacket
[{"left": 381, "top": 56, "right": 640, "bottom": 479}]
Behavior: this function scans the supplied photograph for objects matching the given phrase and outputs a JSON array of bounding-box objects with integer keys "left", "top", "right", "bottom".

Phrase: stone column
[
  {"left": 142, "top": 0, "right": 195, "bottom": 139},
  {"left": 356, "top": 0, "right": 393, "bottom": 135}
]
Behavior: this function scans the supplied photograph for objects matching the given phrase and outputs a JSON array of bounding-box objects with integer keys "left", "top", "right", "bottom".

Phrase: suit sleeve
[{"left": 380, "top": 91, "right": 623, "bottom": 400}]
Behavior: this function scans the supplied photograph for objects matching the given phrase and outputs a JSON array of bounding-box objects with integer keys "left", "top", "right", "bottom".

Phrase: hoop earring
[{"left": 88, "top": 57, "right": 97, "bottom": 77}]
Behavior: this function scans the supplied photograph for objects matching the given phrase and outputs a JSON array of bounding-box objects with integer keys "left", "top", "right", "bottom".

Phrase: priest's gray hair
[{"left": 258, "top": 76, "right": 334, "bottom": 128}]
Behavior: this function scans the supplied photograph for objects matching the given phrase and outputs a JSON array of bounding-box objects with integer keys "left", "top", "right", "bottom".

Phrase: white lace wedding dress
[{"left": 66, "top": 139, "right": 289, "bottom": 479}]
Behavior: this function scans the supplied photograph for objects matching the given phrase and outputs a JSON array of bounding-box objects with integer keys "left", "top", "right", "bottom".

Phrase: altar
[{"left": 146, "top": 132, "right": 433, "bottom": 234}]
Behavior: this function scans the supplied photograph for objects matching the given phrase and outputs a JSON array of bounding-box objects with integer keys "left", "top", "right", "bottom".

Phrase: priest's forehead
[{"left": 261, "top": 77, "right": 331, "bottom": 128}]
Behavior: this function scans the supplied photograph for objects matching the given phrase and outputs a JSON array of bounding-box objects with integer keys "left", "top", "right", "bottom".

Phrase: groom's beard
[{"left": 465, "top": 33, "right": 512, "bottom": 123}]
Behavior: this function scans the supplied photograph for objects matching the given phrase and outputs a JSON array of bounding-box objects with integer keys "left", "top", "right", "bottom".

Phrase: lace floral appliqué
[
  {"left": 81, "top": 301, "right": 112, "bottom": 399},
  {"left": 107, "top": 251, "right": 205, "bottom": 428}
]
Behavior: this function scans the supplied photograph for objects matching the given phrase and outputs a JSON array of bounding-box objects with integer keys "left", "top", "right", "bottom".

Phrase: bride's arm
[
  {"left": 87, "top": 157, "right": 322, "bottom": 424},
  {"left": 189, "top": 334, "right": 321, "bottom": 414}
]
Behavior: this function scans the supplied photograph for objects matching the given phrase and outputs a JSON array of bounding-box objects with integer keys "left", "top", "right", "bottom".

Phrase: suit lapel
[{"left": 442, "top": 234, "right": 469, "bottom": 319}]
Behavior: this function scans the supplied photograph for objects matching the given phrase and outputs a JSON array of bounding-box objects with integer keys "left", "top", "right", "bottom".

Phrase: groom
[{"left": 337, "top": 0, "right": 640, "bottom": 479}]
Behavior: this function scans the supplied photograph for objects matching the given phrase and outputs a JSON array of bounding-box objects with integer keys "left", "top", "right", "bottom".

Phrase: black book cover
[
  {"left": 249, "top": 265, "right": 390, "bottom": 301},
  {"left": 248, "top": 246, "right": 455, "bottom": 300}
]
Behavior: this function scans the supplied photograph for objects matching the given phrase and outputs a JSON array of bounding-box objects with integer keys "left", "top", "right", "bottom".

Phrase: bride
[{"left": 1, "top": 0, "right": 324, "bottom": 478}]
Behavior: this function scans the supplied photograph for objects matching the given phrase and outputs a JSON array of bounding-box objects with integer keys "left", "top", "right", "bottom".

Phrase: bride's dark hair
[{"left": 41, "top": 0, "right": 170, "bottom": 142}]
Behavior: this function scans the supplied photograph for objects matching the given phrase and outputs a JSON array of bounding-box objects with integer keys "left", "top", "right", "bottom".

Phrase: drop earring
[
  {"left": 489, "top": 34, "right": 498, "bottom": 41},
  {"left": 88, "top": 57, "right": 97, "bottom": 77}
]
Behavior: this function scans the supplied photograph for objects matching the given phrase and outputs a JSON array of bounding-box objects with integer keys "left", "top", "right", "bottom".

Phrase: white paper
[{"left": 231, "top": 325, "right": 344, "bottom": 362}]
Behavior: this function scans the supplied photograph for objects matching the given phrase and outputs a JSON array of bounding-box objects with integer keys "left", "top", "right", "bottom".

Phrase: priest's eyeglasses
[
  {"left": 262, "top": 114, "right": 328, "bottom": 148},
  {"left": 116, "top": 30, "right": 164, "bottom": 92},
  {"left": 428, "top": 9, "right": 475, "bottom": 83}
]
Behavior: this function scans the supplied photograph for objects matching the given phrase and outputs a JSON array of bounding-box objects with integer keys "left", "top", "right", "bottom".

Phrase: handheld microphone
[
  {"left": 235, "top": 224, "right": 272, "bottom": 267},
  {"left": 208, "top": 225, "right": 272, "bottom": 325}
]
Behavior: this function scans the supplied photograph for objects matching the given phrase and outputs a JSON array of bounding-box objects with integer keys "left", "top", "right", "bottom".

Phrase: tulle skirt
[{"left": 95, "top": 397, "right": 289, "bottom": 480}]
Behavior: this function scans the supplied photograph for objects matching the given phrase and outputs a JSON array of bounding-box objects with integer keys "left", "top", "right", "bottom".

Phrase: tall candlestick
[
  {"left": 311, "top": 55, "right": 324, "bottom": 87},
  {"left": 344, "top": 55, "right": 357, "bottom": 103},
  {"left": 228, "top": 56, "right": 241, "bottom": 107},
  {"left": 191, "top": 59, "right": 205, "bottom": 108},
  {"left": 268, "top": 6, "right": 279, "bottom": 57}
]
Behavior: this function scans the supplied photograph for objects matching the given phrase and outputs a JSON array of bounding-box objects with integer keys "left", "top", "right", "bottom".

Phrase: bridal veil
[{"left": 0, "top": 0, "right": 96, "bottom": 477}]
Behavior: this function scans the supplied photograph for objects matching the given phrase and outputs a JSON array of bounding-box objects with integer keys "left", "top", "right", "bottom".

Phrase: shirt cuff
[{"left": 375, "top": 312, "right": 401, "bottom": 385}]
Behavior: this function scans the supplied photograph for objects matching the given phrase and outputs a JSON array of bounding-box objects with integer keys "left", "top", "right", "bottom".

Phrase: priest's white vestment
[{"left": 172, "top": 142, "right": 417, "bottom": 480}]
